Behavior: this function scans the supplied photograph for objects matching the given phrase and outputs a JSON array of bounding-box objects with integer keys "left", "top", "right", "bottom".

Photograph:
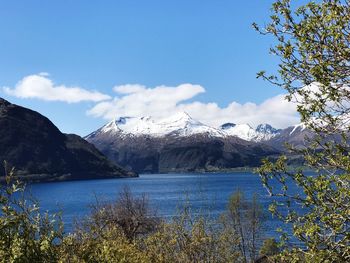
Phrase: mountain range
[
  {"left": 86, "top": 112, "right": 310, "bottom": 173},
  {"left": 0, "top": 98, "right": 136, "bottom": 182},
  {"left": 0, "top": 97, "right": 310, "bottom": 179}
]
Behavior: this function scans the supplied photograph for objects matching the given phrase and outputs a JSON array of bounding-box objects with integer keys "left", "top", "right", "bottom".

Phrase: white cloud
[
  {"left": 3, "top": 74, "right": 111, "bottom": 103},
  {"left": 87, "top": 83, "right": 299, "bottom": 128},
  {"left": 3, "top": 74, "right": 299, "bottom": 128},
  {"left": 113, "top": 84, "right": 146, "bottom": 94},
  {"left": 87, "top": 83, "right": 205, "bottom": 119}
]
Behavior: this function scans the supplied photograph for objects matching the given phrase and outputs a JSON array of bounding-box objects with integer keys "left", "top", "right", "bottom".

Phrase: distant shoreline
[
  {"left": 143, "top": 165, "right": 315, "bottom": 175},
  {"left": 1, "top": 166, "right": 316, "bottom": 185}
]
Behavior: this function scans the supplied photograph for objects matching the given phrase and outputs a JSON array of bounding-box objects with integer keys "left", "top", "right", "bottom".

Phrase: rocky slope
[
  {"left": 0, "top": 98, "right": 136, "bottom": 182},
  {"left": 265, "top": 123, "right": 312, "bottom": 150}
]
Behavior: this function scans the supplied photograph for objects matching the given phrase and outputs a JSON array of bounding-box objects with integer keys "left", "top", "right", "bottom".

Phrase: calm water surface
[{"left": 27, "top": 172, "right": 298, "bottom": 240}]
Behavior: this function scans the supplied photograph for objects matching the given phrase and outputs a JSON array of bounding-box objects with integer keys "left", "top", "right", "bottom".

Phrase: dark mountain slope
[
  {"left": 87, "top": 131, "right": 280, "bottom": 174},
  {"left": 0, "top": 98, "right": 136, "bottom": 181},
  {"left": 266, "top": 125, "right": 313, "bottom": 150},
  {"left": 158, "top": 137, "right": 275, "bottom": 173}
]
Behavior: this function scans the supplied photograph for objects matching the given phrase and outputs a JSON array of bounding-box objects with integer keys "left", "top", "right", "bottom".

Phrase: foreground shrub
[
  {"left": 259, "top": 238, "right": 279, "bottom": 257},
  {"left": 143, "top": 206, "right": 241, "bottom": 263},
  {"left": 221, "top": 191, "right": 265, "bottom": 262},
  {"left": 0, "top": 164, "right": 63, "bottom": 263},
  {"left": 85, "top": 186, "right": 159, "bottom": 241},
  {"left": 59, "top": 226, "right": 148, "bottom": 263}
]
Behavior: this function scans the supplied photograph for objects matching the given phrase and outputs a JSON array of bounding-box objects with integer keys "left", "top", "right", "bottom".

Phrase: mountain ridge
[
  {"left": 0, "top": 98, "right": 136, "bottom": 182},
  {"left": 86, "top": 111, "right": 287, "bottom": 142}
]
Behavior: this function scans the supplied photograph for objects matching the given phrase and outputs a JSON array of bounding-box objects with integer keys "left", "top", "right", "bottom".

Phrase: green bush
[
  {"left": 259, "top": 238, "right": 279, "bottom": 257},
  {"left": 0, "top": 164, "right": 63, "bottom": 263}
]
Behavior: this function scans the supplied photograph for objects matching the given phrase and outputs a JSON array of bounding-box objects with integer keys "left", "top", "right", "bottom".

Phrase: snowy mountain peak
[
  {"left": 159, "top": 111, "right": 199, "bottom": 126},
  {"left": 221, "top": 123, "right": 257, "bottom": 141},
  {"left": 219, "top": 123, "right": 280, "bottom": 142},
  {"left": 256, "top": 123, "right": 280, "bottom": 134},
  {"left": 169, "top": 111, "right": 192, "bottom": 120},
  {"left": 93, "top": 112, "right": 224, "bottom": 138},
  {"left": 99, "top": 119, "right": 120, "bottom": 133},
  {"left": 87, "top": 113, "right": 283, "bottom": 142}
]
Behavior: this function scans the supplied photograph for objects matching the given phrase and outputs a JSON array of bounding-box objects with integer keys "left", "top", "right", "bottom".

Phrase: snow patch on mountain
[
  {"left": 256, "top": 124, "right": 280, "bottom": 134},
  {"left": 219, "top": 123, "right": 280, "bottom": 142},
  {"left": 221, "top": 123, "right": 256, "bottom": 141},
  {"left": 290, "top": 123, "right": 307, "bottom": 135}
]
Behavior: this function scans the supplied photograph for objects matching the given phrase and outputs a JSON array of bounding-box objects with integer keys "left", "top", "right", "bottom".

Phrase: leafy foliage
[
  {"left": 221, "top": 191, "right": 265, "bottom": 262},
  {"left": 0, "top": 162, "right": 63, "bottom": 263},
  {"left": 255, "top": 0, "right": 350, "bottom": 261},
  {"left": 59, "top": 225, "right": 147, "bottom": 263},
  {"left": 259, "top": 238, "right": 279, "bottom": 257},
  {"left": 143, "top": 206, "right": 241, "bottom": 263}
]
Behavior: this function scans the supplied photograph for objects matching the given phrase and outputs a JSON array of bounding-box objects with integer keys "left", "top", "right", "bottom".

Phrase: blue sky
[{"left": 0, "top": 0, "right": 298, "bottom": 135}]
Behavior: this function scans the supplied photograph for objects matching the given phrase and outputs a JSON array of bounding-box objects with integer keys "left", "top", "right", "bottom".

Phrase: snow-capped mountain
[
  {"left": 256, "top": 123, "right": 281, "bottom": 134},
  {"left": 85, "top": 112, "right": 309, "bottom": 174},
  {"left": 86, "top": 112, "right": 281, "bottom": 142},
  {"left": 85, "top": 114, "right": 280, "bottom": 173},
  {"left": 219, "top": 122, "right": 281, "bottom": 142},
  {"left": 87, "top": 112, "right": 226, "bottom": 139}
]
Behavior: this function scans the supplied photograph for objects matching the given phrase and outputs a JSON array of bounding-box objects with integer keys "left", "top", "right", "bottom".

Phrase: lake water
[{"left": 27, "top": 172, "right": 298, "bottom": 241}]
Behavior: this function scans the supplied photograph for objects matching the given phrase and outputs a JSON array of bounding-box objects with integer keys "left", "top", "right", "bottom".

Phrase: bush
[
  {"left": 59, "top": 225, "right": 148, "bottom": 263},
  {"left": 221, "top": 191, "right": 265, "bottom": 262},
  {"left": 0, "top": 163, "right": 63, "bottom": 263},
  {"left": 82, "top": 186, "right": 159, "bottom": 241},
  {"left": 259, "top": 238, "right": 279, "bottom": 257},
  {"left": 144, "top": 204, "right": 241, "bottom": 263}
]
